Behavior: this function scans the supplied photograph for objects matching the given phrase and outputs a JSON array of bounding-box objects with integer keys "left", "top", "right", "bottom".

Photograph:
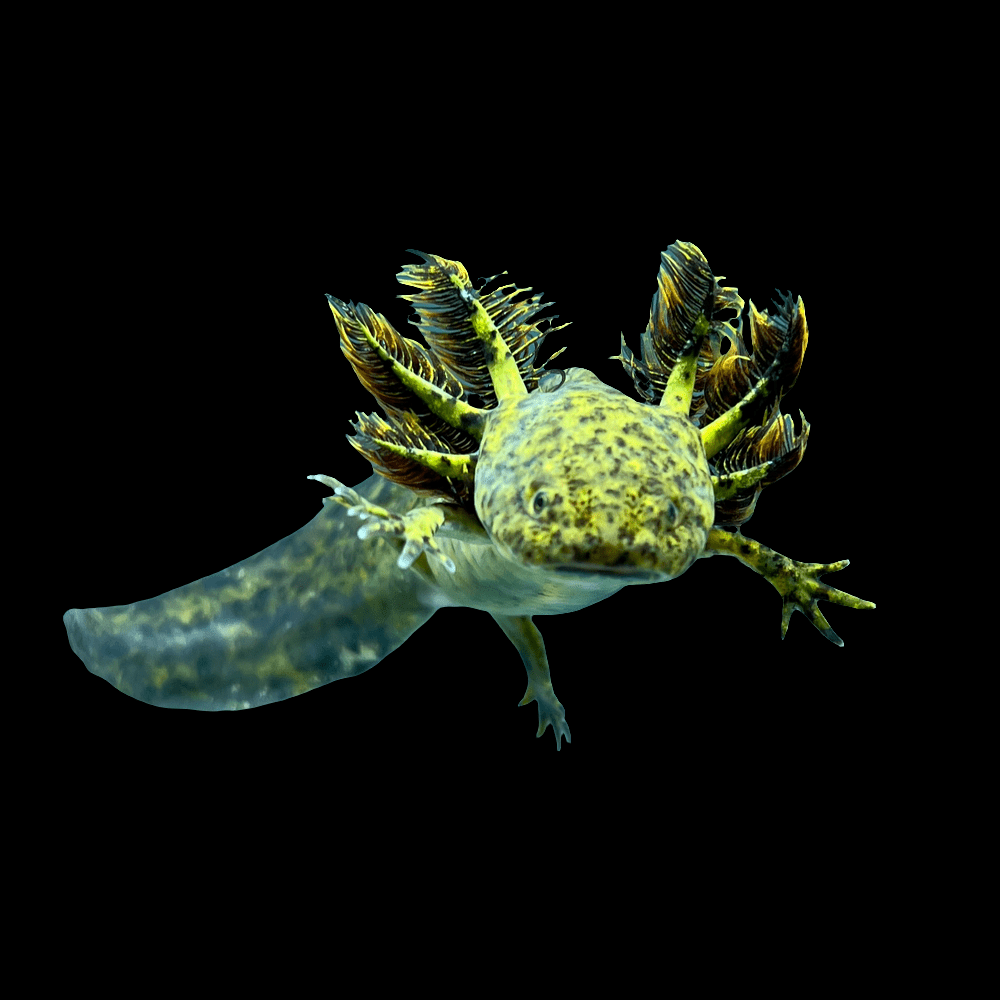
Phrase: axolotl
[{"left": 63, "top": 244, "right": 875, "bottom": 748}]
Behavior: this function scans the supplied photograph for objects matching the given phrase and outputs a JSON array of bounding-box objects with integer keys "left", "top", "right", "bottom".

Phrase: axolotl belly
[{"left": 64, "top": 246, "right": 875, "bottom": 748}]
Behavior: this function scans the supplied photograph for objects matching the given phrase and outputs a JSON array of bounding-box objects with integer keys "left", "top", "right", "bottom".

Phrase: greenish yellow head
[{"left": 474, "top": 369, "right": 715, "bottom": 581}]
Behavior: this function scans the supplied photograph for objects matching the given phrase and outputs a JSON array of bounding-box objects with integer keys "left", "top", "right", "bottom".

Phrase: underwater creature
[{"left": 63, "top": 244, "right": 875, "bottom": 748}]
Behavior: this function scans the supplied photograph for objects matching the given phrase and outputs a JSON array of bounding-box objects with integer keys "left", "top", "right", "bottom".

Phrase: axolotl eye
[
  {"left": 663, "top": 500, "right": 680, "bottom": 528},
  {"left": 531, "top": 490, "right": 550, "bottom": 517}
]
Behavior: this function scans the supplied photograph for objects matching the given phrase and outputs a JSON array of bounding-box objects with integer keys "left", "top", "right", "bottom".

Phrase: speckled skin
[
  {"left": 64, "top": 247, "right": 875, "bottom": 749},
  {"left": 63, "top": 475, "right": 443, "bottom": 709},
  {"left": 475, "top": 368, "right": 714, "bottom": 581}
]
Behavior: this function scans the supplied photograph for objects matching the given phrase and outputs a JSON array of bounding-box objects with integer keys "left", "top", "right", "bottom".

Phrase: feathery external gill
[
  {"left": 329, "top": 252, "right": 567, "bottom": 510},
  {"left": 397, "top": 251, "right": 568, "bottom": 403},
  {"left": 616, "top": 247, "right": 809, "bottom": 530}
]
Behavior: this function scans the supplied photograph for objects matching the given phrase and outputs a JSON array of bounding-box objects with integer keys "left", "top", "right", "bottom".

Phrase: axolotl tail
[{"left": 64, "top": 475, "right": 440, "bottom": 710}]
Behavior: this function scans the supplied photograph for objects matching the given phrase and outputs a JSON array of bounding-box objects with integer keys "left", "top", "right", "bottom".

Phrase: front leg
[
  {"left": 704, "top": 528, "right": 875, "bottom": 645},
  {"left": 308, "top": 475, "right": 456, "bottom": 574}
]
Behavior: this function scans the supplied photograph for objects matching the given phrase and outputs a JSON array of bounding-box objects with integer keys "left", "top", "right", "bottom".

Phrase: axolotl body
[{"left": 63, "top": 245, "right": 875, "bottom": 748}]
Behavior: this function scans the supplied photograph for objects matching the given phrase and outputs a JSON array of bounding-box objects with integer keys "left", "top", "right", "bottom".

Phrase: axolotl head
[{"left": 474, "top": 369, "right": 716, "bottom": 582}]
